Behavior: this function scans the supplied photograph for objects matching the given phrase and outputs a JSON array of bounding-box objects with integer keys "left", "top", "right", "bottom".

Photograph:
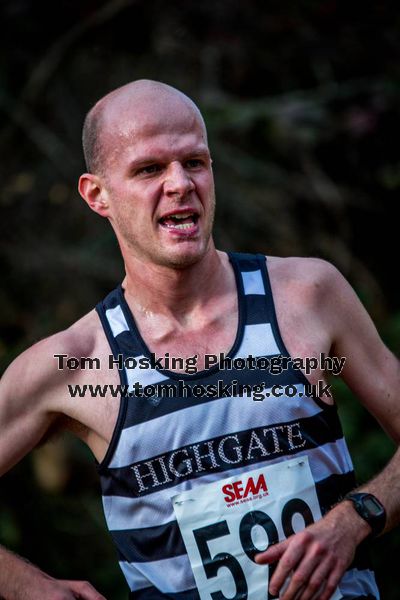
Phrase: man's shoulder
[
  {"left": 30, "top": 308, "right": 102, "bottom": 362},
  {"left": 57, "top": 308, "right": 105, "bottom": 356},
  {"left": 1, "top": 309, "right": 104, "bottom": 398},
  {"left": 265, "top": 255, "right": 349, "bottom": 327},
  {"left": 266, "top": 255, "right": 339, "bottom": 278},
  {"left": 266, "top": 255, "right": 343, "bottom": 297}
]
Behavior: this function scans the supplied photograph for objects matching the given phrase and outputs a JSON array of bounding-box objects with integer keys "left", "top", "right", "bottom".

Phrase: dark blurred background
[{"left": 0, "top": 1, "right": 399, "bottom": 597}]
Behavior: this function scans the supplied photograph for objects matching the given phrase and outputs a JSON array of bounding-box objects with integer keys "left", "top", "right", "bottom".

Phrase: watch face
[
  {"left": 364, "top": 495, "right": 384, "bottom": 516},
  {"left": 346, "top": 492, "right": 386, "bottom": 537}
]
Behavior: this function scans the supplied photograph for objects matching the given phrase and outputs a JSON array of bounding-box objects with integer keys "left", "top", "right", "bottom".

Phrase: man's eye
[
  {"left": 138, "top": 164, "right": 161, "bottom": 175},
  {"left": 186, "top": 159, "right": 203, "bottom": 168}
]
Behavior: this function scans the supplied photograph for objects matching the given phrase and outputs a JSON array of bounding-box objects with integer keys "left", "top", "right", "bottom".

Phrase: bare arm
[
  {"left": 0, "top": 335, "right": 107, "bottom": 600},
  {"left": 256, "top": 260, "right": 400, "bottom": 600}
]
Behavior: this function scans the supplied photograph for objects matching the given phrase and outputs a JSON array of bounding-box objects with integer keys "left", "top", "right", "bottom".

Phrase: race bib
[{"left": 173, "top": 457, "right": 341, "bottom": 600}]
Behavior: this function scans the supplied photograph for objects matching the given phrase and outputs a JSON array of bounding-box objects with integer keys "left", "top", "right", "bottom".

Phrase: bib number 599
[{"left": 193, "top": 498, "right": 314, "bottom": 600}]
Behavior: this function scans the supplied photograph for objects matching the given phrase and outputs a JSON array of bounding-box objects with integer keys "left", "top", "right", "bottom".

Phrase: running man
[{"left": 1, "top": 80, "right": 399, "bottom": 599}]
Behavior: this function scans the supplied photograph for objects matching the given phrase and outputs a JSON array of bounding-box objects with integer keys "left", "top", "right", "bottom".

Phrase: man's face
[{"left": 99, "top": 103, "right": 215, "bottom": 269}]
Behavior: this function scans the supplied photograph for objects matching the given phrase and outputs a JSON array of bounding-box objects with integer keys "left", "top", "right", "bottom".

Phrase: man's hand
[
  {"left": 255, "top": 501, "right": 371, "bottom": 600},
  {"left": 0, "top": 546, "right": 107, "bottom": 600},
  {"left": 18, "top": 577, "right": 107, "bottom": 600}
]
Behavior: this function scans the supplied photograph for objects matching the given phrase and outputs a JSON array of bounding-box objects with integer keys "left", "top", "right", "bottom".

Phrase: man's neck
[{"left": 122, "top": 246, "right": 228, "bottom": 319}]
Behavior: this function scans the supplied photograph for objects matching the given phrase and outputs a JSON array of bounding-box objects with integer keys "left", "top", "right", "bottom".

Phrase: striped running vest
[{"left": 96, "top": 252, "right": 379, "bottom": 600}]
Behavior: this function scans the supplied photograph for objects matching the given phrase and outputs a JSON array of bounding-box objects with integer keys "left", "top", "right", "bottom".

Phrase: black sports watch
[{"left": 344, "top": 492, "right": 386, "bottom": 538}]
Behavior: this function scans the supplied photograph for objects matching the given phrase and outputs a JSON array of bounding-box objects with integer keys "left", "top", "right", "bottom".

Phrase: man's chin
[
  {"left": 157, "top": 243, "right": 211, "bottom": 270},
  {"left": 159, "top": 252, "right": 204, "bottom": 270}
]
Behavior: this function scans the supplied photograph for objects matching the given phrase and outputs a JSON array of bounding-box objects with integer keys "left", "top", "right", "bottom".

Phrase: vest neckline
[{"left": 116, "top": 252, "right": 246, "bottom": 381}]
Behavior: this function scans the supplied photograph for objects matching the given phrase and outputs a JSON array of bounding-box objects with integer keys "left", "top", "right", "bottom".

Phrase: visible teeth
[
  {"left": 165, "top": 222, "right": 194, "bottom": 229},
  {"left": 171, "top": 213, "right": 192, "bottom": 219}
]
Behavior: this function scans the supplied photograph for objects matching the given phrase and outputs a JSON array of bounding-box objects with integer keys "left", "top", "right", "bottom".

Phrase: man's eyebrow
[
  {"left": 127, "top": 148, "right": 210, "bottom": 169},
  {"left": 128, "top": 157, "right": 161, "bottom": 168}
]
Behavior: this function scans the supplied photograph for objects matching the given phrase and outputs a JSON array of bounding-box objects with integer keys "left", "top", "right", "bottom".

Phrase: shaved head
[{"left": 82, "top": 80, "right": 207, "bottom": 174}]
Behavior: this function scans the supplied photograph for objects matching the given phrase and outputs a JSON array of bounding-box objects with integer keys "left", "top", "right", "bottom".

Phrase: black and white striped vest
[{"left": 96, "top": 252, "right": 379, "bottom": 600}]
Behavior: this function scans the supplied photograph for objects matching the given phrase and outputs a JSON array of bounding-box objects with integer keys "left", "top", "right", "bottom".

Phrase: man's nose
[{"left": 164, "top": 162, "right": 195, "bottom": 197}]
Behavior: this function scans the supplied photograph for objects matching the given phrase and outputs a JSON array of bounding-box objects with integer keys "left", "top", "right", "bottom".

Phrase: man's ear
[{"left": 78, "top": 173, "right": 110, "bottom": 217}]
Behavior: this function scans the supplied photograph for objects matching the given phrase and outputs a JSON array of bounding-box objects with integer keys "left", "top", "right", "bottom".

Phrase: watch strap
[{"left": 344, "top": 492, "right": 386, "bottom": 538}]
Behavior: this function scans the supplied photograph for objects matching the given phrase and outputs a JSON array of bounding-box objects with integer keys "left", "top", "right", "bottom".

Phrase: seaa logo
[{"left": 222, "top": 473, "right": 268, "bottom": 503}]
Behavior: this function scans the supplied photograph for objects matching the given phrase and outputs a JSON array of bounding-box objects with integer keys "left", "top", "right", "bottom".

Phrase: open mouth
[{"left": 158, "top": 212, "right": 199, "bottom": 230}]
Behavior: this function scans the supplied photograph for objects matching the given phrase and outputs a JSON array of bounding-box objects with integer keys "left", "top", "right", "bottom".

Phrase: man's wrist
[
  {"left": 328, "top": 499, "right": 374, "bottom": 545},
  {"left": 0, "top": 546, "right": 47, "bottom": 599},
  {"left": 344, "top": 492, "right": 386, "bottom": 538}
]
